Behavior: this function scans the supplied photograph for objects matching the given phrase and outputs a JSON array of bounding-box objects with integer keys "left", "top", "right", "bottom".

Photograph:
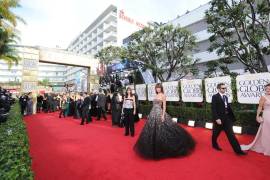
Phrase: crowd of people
[
  {"left": 0, "top": 87, "right": 15, "bottom": 123},
  {"left": 17, "top": 82, "right": 270, "bottom": 159},
  {"left": 22, "top": 88, "right": 140, "bottom": 136},
  {"left": 100, "top": 73, "right": 134, "bottom": 92},
  {"left": 19, "top": 93, "right": 34, "bottom": 116}
]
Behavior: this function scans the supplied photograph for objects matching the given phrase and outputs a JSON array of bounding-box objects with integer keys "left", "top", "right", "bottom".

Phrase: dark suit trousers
[
  {"left": 81, "top": 107, "right": 90, "bottom": 124},
  {"left": 97, "top": 107, "right": 107, "bottom": 120},
  {"left": 212, "top": 117, "right": 242, "bottom": 153},
  {"left": 124, "top": 108, "right": 134, "bottom": 135},
  {"left": 59, "top": 108, "right": 66, "bottom": 118},
  {"left": 20, "top": 105, "right": 26, "bottom": 115}
]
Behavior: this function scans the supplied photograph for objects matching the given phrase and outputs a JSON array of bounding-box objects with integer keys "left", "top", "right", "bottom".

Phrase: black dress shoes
[{"left": 236, "top": 151, "right": 247, "bottom": 156}]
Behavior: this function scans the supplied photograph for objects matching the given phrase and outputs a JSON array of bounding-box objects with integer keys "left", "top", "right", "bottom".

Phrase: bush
[{"left": 0, "top": 102, "right": 34, "bottom": 179}]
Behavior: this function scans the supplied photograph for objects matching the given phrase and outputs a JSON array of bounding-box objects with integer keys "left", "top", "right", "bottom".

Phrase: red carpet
[{"left": 24, "top": 112, "right": 270, "bottom": 180}]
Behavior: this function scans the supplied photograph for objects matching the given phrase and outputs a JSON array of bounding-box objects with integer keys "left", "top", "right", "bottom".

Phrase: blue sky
[{"left": 15, "top": 0, "right": 210, "bottom": 49}]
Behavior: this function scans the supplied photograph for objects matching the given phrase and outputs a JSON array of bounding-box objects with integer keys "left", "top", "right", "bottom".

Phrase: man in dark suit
[
  {"left": 19, "top": 94, "right": 28, "bottom": 115},
  {"left": 90, "top": 91, "right": 98, "bottom": 117},
  {"left": 80, "top": 93, "right": 92, "bottom": 125},
  {"left": 47, "top": 93, "right": 53, "bottom": 113},
  {"left": 96, "top": 90, "right": 107, "bottom": 120},
  {"left": 211, "top": 83, "right": 246, "bottom": 155}
]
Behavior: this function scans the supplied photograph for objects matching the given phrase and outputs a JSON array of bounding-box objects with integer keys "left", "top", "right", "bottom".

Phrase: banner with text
[
  {"left": 205, "top": 76, "right": 233, "bottom": 103},
  {"left": 181, "top": 79, "right": 203, "bottom": 102},
  {"left": 147, "top": 83, "right": 157, "bottom": 101},
  {"left": 236, "top": 73, "right": 270, "bottom": 104},
  {"left": 162, "top": 81, "right": 180, "bottom": 101},
  {"left": 21, "top": 49, "right": 39, "bottom": 93},
  {"left": 135, "top": 84, "right": 147, "bottom": 100}
]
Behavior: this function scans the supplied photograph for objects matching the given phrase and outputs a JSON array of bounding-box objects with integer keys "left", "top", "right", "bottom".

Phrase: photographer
[
  {"left": 19, "top": 93, "right": 28, "bottom": 116},
  {"left": 0, "top": 87, "right": 13, "bottom": 122}
]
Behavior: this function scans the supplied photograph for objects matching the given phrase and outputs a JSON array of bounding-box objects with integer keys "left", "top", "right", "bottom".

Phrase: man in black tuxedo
[
  {"left": 19, "top": 94, "right": 28, "bottom": 115},
  {"left": 80, "top": 93, "right": 92, "bottom": 125},
  {"left": 211, "top": 83, "right": 246, "bottom": 155},
  {"left": 96, "top": 90, "right": 107, "bottom": 120},
  {"left": 90, "top": 91, "right": 98, "bottom": 117}
]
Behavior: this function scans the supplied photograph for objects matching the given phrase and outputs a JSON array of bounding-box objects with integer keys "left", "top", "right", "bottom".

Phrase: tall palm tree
[
  {"left": 0, "top": 0, "right": 25, "bottom": 68},
  {"left": 0, "top": 28, "right": 20, "bottom": 68}
]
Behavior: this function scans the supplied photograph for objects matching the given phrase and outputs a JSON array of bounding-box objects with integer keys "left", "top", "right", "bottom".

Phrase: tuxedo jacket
[
  {"left": 211, "top": 93, "right": 236, "bottom": 123},
  {"left": 96, "top": 94, "right": 106, "bottom": 108},
  {"left": 82, "top": 96, "right": 91, "bottom": 109}
]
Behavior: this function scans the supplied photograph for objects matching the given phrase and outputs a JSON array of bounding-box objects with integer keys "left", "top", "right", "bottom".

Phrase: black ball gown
[{"left": 134, "top": 99, "right": 195, "bottom": 159}]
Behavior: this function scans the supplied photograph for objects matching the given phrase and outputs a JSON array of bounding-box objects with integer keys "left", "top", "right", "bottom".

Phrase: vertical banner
[
  {"left": 135, "top": 84, "right": 147, "bottom": 100},
  {"left": 147, "top": 83, "right": 157, "bottom": 101},
  {"left": 21, "top": 59, "right": 39, "bottom": 92},
  {"left": 236, "top": 73, "right": 270, "bottom": 104},
  {"left": 162, "top": 81, "right": 180, "bottom": 101},
  {"left": 20, "top": 49, "right": 39, "bottom": 93},
  {"left": 19, "top": 47, "right": 39, "bottom": 114},
  {"left": 205, "top": 76, "right": 233, "bottom": 103},
  {"left": 181, "top": 79, "right": 203, "bottom": 102}
]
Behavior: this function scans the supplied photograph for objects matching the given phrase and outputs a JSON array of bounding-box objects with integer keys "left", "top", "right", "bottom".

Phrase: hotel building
[
  {"left": 66, "top": 4, "right": 147, "bottom": 89},
  {"left": 168, "top": 3, "right": 270, "bottom": 78}
]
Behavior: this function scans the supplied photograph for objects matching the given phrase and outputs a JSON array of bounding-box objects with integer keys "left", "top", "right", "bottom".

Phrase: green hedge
[
  {"left": 139, "top": 102, "right": 259, "bottom": 134},
  {"left": 0, "top": 102, "right": 34, "bottom": 179}
]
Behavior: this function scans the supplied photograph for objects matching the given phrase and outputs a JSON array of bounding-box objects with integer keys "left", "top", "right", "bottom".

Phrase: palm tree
[
  {"left": 0, "top": 0, "right": 25, "bottom": 68},
  {"left": 0, "top": 28, "right": 20, "bottom": 68}
]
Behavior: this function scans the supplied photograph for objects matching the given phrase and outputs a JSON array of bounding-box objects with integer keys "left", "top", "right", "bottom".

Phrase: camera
[{"left": 0, "top": 86, "right": 14, "bottom": 123}]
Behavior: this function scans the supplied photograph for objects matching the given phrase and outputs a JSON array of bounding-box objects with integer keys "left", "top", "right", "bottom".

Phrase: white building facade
[
  {"left": 0, "top": 46, "right": 98, "bottom": 93},
  {"left": 0, "top": 60, "right": 66, "bottom": 88},
  {"left": 0, "top": 5, "right": 146, "bottom": 92},
  {"left": 66, "top": 4, "right": 147, "bottom": 90},
  {"left": 168, "top": 3, "right": 270, "bottom": 78}
]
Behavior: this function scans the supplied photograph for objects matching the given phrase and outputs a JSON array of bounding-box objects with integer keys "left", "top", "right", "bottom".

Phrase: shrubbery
[{"left": 0, "top": 102, "right": 34, "bottom": 179}]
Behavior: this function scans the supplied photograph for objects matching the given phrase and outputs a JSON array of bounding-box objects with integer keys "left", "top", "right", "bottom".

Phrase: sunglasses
[{"left": 221, "top": 88, "right": 227, "bottom": 90}]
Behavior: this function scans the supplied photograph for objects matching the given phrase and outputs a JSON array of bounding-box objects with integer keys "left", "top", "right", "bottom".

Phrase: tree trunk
[
  {"left": 247, "top": 66, "right": 256, "bottom": 73},
  {"left": 257, "top": 51, "right": 269, "bottom": 72},
  {"left": 166, "top": 70, "right": 172, "bottom": 81},
  {"left": 252, "top": 43, "right": 269, "bottom": 72},
  {"left": 153, "top": 71, "right": 158, "bottom": 83}
]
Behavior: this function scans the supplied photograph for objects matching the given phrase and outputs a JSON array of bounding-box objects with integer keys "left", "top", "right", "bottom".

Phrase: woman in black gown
[
  {"left": 134, "top": 83, "right": 195, "bottom": 159},
  {"left": 111, "top": 91, "right": 123, "bottom": 126}
]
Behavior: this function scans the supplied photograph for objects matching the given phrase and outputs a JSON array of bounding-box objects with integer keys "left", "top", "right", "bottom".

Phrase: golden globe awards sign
[
  {"left": 205, "top": 76, "right": 233, "bottom": 103},
  {"left": 135, "top": 84, "right": 147, "bottom": 100},
  {"left": 181, "top": 79, "right": 203, "bottom": 102},
  {"left": 162, "top": 81, "right": 180, "bottom": 101},
  {"left": 236, "top": 73, "right": 270, "bottom": 104},
  {"left": 147, "top": 83, "right": 157, "bottom": 101}
]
